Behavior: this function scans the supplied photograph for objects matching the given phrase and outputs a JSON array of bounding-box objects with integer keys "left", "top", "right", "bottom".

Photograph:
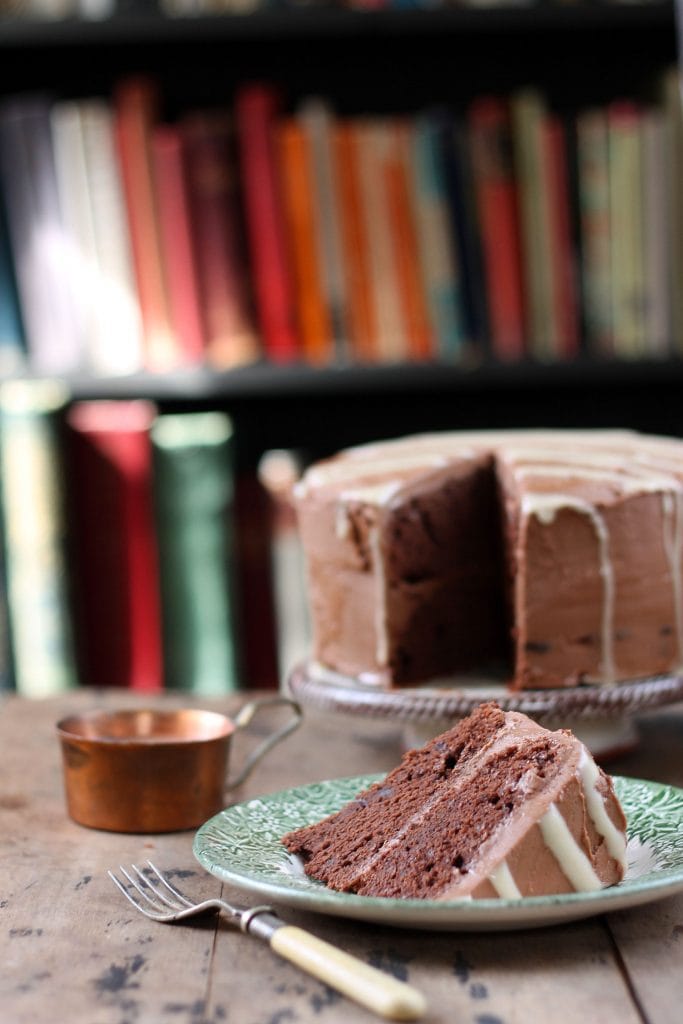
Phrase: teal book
[
  {"left": 0, "top": 195, "right": 25, "bottom": 375},
  {"left": 151, "top": 410, "right": 241, "bottom": 694},
  {"left": 410, "top": 114, "right": 466, "bottom": 359},
  {"left": 0, "top": 379, "right": 77, "bottom": 697}
]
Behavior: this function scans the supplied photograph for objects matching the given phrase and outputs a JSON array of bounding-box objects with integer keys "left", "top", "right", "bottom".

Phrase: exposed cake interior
[{"left": 282, "top": 703, "right": 628, "bottom": 900}]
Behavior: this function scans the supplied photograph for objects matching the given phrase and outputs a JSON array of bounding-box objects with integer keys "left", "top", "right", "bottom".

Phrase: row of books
[
  {"left": 0, "top": 380, "right": 310, "bottom": 697},
  {"left": 1, "top": 72, "right": 682, "bottom": 379}
]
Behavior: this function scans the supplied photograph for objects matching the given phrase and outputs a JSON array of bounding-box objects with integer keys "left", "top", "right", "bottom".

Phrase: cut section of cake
[
  {"left": 294, "top": 429, "right": 683, "bottom": 689},
  {"left": 282, "top": 703, "right": 628, "bottom": 899}
]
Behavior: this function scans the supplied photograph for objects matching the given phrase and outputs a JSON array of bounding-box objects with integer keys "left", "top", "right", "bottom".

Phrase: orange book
[
  {"left": 332, "top": 120, "right": 377, "bottom": 361},
  {"left": 276, "top": 117, "right": 333, "bottom": 364},
  {"left": 182, "top": 111, "right": 260, "bottom": 369},
  {"left": 468, "top": 96, "right": 526, "bottom": 361},
  {"left": 151, "top": 124, "right": 206, "bottom": 365},
  {"left": 114, "top": 76, "right": 179, "bottom": 372},
  {"left": 384, "top": 120, "right": 435, "bottom": 360}
]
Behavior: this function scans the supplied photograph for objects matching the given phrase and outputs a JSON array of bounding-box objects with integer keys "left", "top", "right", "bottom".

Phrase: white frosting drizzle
[
  {"left": 578, "top": 749, "right": 628, "bottom": 870},
  {"left": 539, "top": 804, "right": 602, "bottom": 892},
  {"left": 488, "top": 860, "right": 522, "bottom": 899},
  {"left": 661, "top": 491, "right": 683, "bottom": 666},
  {"left": 368, "top": 526, "right": 388, "bottom": 667},
  {"left": 522, "top": 494, "right": 616, "bottom": 684}
]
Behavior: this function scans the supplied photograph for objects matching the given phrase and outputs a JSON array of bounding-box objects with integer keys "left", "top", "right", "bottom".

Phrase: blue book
[
  {"left": 0, "top": 196, "right": 25, "bottom": 375},
  {"left": 411, "top": 114, "right": 466, "bottom": 359}
]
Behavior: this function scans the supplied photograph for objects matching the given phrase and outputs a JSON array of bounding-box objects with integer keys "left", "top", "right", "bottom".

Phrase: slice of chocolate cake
[{"left": 282, "top": 703, "right": 627, "bottom": 899}]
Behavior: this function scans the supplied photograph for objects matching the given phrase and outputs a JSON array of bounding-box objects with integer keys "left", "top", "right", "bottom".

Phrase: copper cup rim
[{"left": 56, "top": 707, "right": 236, "bottom": 749}]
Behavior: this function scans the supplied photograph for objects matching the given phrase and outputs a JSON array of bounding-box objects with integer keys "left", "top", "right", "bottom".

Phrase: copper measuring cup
[{"left": 56, "top": 697, "right": 302, "bottom": 833}]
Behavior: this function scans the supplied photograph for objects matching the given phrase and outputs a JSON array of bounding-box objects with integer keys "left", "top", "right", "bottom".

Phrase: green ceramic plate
[{"left": 193, "top": 775, "right": 683, "bottom": 931}]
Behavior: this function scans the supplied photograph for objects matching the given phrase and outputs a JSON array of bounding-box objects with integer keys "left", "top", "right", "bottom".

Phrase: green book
[
  {"left": 151, "top": 410, "right": 240, "bottom": 694},
  {"left": 0, "top": 379, "right": 77, "bottom": 697}
]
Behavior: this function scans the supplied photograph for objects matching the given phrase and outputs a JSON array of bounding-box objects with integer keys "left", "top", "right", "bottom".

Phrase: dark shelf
[{"left": 0, "top": 2, "right": 675, "bottom": 49}]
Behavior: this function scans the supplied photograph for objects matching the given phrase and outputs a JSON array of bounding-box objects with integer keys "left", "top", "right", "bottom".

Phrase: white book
[{"left": 642, "top": 107, "right": 671, "bottom": 357}]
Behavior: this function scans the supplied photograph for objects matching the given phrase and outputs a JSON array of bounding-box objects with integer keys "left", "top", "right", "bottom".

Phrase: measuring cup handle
[{"left": 225, "top": 696, "right": 302, "bottom": 791}]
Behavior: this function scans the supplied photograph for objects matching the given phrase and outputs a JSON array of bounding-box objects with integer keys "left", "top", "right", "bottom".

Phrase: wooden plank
[{"left": 1, "top": 691, "right": 681, "bottom": 1023}]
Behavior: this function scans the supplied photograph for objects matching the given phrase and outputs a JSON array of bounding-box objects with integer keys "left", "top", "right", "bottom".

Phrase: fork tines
[{"left": 108, "top": 861, "right": 193, "bottom": 920}]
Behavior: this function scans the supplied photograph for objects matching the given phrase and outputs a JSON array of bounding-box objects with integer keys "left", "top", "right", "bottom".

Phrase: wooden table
[{"left": 2, "top": 689, "right": 682, "bottom": 1024}]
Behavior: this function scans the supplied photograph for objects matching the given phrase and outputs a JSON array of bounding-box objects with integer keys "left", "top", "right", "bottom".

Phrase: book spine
[
  {"left": 468, "top": 97, "right": 526, "bottom": 360},
  {"left": 276, "top": 116, "right": 334, "bottom": 363},
  {"left": 79, "top": 98, "right": 145, "bottom": 376},
  {"left": 355, "top": 118, "right": 408, "bottom": 362},
  {"left": 332, "top": 119, "right": 378, "bottom": 362},
  {"left": 608, "top": 101, "right": 646, "bottom": 359},
  {"left": 182, "top": 111, "right": 260, "bottom": 369},
  {"left": 642, "top": 106, "right": 671, "bottom": 357},
  {"left": 576, "top": 107, "right": 613, "bottom": 357},
  {"left": 298, "top": 96, "right": 350, "bottom": 358},
  {"left": 151, "top": 411, "right": 241, "bottom": 694},
  {"left": 0, "top": 96, "right": 85, "bottom": 374},
  {"left": 0, "top": 380, "right": 77, "bottom": 697},
  {"left": 544, "top": 114, "right": 581, "bottom": 360},
  {"left": 66, "top": 400, "right": 163, "bottom": 692},
  {"left": 114, "top": 76, "right": 179, "bottom": 372},
  {"left": 384, "top": 119, "right": 435, "bottom": 360},
  {"left": 234, "top": 83, "right": 300, "bottom": 364},
  {"left": 408, "top": 114, "right": 465, "bottom": 361},
  {"left": 151, "top": 124, "right": 206, "bottom": 365}
]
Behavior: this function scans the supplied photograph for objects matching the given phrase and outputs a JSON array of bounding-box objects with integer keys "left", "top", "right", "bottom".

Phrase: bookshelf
[{"left": 1, "top": 3, "right": 682, "bottom": 694}]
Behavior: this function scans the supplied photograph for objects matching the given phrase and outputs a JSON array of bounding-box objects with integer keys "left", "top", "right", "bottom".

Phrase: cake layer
[
  {"left": 282, "top": 703, "right": 628, "bottom": 900},
  {"left": 295, "top": 429, "right": 683, "bottom": 689}
]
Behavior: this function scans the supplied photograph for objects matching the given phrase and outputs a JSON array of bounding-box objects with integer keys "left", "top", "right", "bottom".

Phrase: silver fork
[{"left": 109, "top": 861, "right": 426, "bottom": 1022}]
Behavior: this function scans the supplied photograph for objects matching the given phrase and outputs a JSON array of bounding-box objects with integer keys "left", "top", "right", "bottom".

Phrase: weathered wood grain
[{"left": 1, "top": 691, "right": 682, "bottom": 1023}]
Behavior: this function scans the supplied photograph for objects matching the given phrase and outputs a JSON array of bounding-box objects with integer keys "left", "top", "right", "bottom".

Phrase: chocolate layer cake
[
  {"left": 295, "top": 429, "right": 683, "bottom": 689},
  {"left": 282, "top": 703, "right": 628, "bottom": 899}
]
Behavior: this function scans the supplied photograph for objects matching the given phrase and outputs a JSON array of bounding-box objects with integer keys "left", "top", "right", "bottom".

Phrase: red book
[
  {"left": 182, "top": 111, "right": 260, "bottom": 369},
  {"left": 234, "top": 83, "right": 299, "bottom": 363},
  {"left": 151, "top": 124, "right": 206, "bottom": 365},
  {"left": 468, "top": 96, "right": 526, "bottom": 360},
  {"left": 544, "top": 115, "right": 580, "bottom": 359},
  {"left": 66, "top": 400, "right": 163, "bottom": 693},
  {"left": 114, "top": 77, "right": 179, "bottom": 371},
  {"left": 233, "top": 471, "right": 280, "bottom": 690}
]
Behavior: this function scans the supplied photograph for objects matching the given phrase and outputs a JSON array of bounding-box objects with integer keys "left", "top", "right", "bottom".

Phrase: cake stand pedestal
[{"left": 287, "top": 661, "right": 683, "bottom": 761}]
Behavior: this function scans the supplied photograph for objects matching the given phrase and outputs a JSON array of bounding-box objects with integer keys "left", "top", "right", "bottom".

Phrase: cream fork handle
[{"left": 270, "top": 925, "right": 427, "bottom": 1021}]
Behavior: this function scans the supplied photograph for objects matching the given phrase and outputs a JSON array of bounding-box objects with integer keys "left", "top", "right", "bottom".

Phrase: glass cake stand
[{"left": 286, "top": 660, "right": 683, "bottom": 761}]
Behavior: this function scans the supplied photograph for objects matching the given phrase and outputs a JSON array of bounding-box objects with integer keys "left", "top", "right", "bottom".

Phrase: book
[
  {"left": 0, "top": 380, "right": 77, "bottom": 697},
  {"left": 332, "top": 118, "right": 378, "bottom": 362},
  {"left": 65, "top": 400, "right": 163, "bottom": 693},
  {"left": 233, "top": 470, "right": 280, "bottom": 690},
  {"left": 79, "top": 98, "right": 145, "bottom": 376},
  {"left": 661, "top": 67, "right": 683, "bottom": 354},
  {"left": 511, "top": 88, "right": 557, "bottom": 359},
  {"left": 383, "top": 119, "right": 435, "bottom": 361},
  {"left": 0, "top": 95, "right": 85, "bottom": 375},
  {"left": 543, "top": 114, "right": 580, "bottom": 360},
  {"left": 151, "top": 411, "right": 241, "bottom": 695},
  {"left": 182, "top": 110, "right": 261, "bottom": 369},
  {"left": 0, "top": 190, "right": 25, "bottom": 375},
  {"left": 276, "top": 116, "right": 334, "bottom": 364},
  {"left": 234, "top": 82, "right": 299, "bottom": 364},
  {"left": 408, "top": 112, "right": 465, "bottom": 360},
  {"left": 355, "top": 118, "right": 409, "bottom": 362},
  {"left": 576, "top": 107, "right": 613, "bottom": 356},
  {"left": 642, "top": 106, "right": 671, "bottom": 357},
  {"left": 51, "top": 98, "right": 145, "bottom": 378},
  {"left": 151, "top": 124, "right": 206, "bottom": 365},
  {"left": 607, "top": 101, "right": 646, "bottom": 359},
  {"left": 298, "top": 96, "right": 349, "bottom": 357},
  {"left": 257, "top": 448, "right": 311, "bottom": 686},
  {"left": 114, "top": 76, "right": 179, "bottom": 372},
  {"left": 468, "top": 96, "right": 526, "bottom": 361}
]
